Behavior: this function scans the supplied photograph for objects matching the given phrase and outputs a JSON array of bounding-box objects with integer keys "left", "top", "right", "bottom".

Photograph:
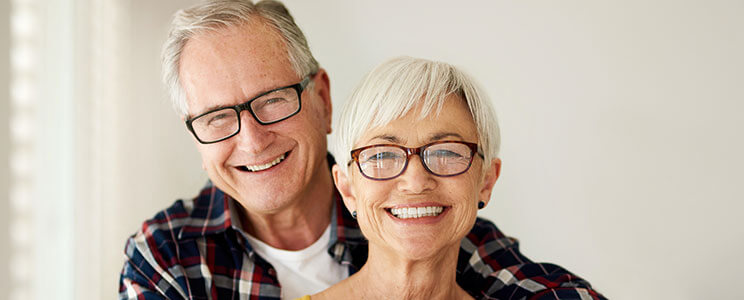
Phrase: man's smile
[{"left": 237, "top": 151, "right": 290, "bottom": 172}]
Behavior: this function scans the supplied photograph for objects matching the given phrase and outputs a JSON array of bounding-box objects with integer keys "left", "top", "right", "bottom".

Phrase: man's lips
[{"left": 236, "top": 151, "right": 290, "bottom": 172}]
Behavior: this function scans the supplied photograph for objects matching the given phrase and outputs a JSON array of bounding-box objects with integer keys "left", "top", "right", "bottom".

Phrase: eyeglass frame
[
  {"left": 185, "top": 75, "right": 313, "bottom": 144},
  {"left": 348, "top": 140, "right": 484, "bottom": 181}
]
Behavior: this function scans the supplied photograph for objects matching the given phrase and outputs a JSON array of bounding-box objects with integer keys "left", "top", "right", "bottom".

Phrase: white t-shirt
[{"left": 244, "top": 225, "right": 349, "bottom": 299}]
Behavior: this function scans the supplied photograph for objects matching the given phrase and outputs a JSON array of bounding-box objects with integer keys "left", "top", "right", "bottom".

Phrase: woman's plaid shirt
[{"left": 119, "top": 182, "right": 605, "bottom": 300}]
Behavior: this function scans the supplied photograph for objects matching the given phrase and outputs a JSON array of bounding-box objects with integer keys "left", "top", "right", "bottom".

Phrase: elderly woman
[{"left": 307, "top": 56, "right": 501, "bottom": 299}]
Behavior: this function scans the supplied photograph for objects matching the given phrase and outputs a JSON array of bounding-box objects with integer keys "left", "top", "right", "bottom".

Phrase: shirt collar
[
  {"left": 326, "top": 153, "right": 367, "bottom": 269},
  {"left": 177, "top": 153, "right": 369, "bottom": 266}
]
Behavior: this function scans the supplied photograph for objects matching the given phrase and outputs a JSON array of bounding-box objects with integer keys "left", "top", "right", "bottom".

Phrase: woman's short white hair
[
  {"left": 333, "top": 56, "right": 501, "bottom": 175},
  {"left": 162, "top": 0, "right": 319, "bottom": 116}
]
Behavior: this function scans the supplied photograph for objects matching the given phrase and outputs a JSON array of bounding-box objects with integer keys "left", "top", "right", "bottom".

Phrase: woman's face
[{"left": 333, "top": 95, "right": 500, "bottom": 260}]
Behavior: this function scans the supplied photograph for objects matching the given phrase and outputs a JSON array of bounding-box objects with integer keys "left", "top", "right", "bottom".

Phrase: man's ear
[
  {"left": 332, "top": 164, "right": 356, "bottom": 214},
  {"left": 478, "top": 158, "right": 501, "bottom": 208},
  {"left": 313, "top": 68, "right": 333, "bottom": 134}
]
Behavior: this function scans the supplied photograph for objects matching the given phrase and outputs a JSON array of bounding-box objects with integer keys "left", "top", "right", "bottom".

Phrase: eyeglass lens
[
  {"left": 357, "top": 142, "right": 474, "bottom": 179},
  {"left": 190, "top": 86, "right": 300, "bottom": 143}
]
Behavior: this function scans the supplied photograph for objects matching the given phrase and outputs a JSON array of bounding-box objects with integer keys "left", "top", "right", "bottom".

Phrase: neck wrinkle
[{"left": 353, "top": 242, "right": 471, "bottom": 299}]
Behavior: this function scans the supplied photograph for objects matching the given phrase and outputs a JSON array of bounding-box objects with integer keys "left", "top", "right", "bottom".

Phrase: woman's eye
[
  {"left": 366, "top": 151, "right": 401, "bottom": 162},
  {"left": 430, "top": 149, "right": 463, "bottom": 158}
]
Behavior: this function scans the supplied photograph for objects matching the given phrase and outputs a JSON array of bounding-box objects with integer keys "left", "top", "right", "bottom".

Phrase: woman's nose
[{"left": 396, "top": 155, "right": 436, "bottom": 194}]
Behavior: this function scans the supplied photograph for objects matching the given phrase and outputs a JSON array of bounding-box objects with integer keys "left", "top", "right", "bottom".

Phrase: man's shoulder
[
  {"left": 120, "top": 185, "right": 236, "bottom": 298},
  {"left": 132, "top": 198, "right": 194, "bottom": 239},
  {"left": 462, "top": 217, "right": 520, "bottom": 253},
  {"left": 123, "top": 198, "right": 197, "bottom": 260},
  {"left": 127, "top": 183, "right": 227, "bottom": 242}
]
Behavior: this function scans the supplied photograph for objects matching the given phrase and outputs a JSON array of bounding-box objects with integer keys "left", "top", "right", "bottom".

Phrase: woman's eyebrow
[
  {"left": 367, "top": 134, "right": 401, "bottom": 144},
  {"left": 428, "top": 132, "right": 464, "bottom": 141}
]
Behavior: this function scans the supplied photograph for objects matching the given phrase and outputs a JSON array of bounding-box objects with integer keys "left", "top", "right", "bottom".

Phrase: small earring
[
  {"left": 477, "top": 201, "right": 485, "bottom": 209},
  {"left": 352, "top": 211, "right": 357, "bottom": 219}
]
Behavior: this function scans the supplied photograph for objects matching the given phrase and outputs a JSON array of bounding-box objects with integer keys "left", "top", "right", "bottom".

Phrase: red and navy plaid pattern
[{"left": 120, "top": 156, "right": 605, "bottom": 300}]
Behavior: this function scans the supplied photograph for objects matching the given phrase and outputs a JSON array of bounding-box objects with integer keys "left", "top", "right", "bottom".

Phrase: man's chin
[{"left": 232, "top": 185, "right": 300, "bottom": 214}]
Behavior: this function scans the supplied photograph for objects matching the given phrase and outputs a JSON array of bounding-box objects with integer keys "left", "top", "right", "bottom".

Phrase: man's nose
[
  {"left": 234, "top": 111, "right": 275, "bottom": 153},
  {"left": 396, "top": 155, "right": 436, "bottom": 194}
]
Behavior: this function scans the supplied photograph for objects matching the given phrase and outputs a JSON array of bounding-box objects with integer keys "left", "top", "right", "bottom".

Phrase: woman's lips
[{"left": 388, "top": 206, "right": 445, "bottom": 219}]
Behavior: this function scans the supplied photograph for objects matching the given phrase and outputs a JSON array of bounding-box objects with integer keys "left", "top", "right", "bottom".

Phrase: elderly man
[{"left": 119, "top": 1, "right": 604, "bottom": 299}]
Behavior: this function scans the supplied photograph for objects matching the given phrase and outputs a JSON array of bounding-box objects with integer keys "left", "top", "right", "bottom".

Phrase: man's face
[{"left": 178, "top": 21, "right": 332, "bottom": 214}]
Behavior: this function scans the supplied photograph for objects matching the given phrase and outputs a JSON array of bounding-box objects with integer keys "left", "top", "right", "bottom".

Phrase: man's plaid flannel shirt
[{"left": 120, "top": 159, "right": 605, "bottom": 300}]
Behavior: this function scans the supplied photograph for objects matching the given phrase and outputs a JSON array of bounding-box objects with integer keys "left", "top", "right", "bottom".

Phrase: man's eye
[
  {"left": 207, "top": 113, "right": 231, "bottom": 126},
  {"left": 265, "top": 97, "right": 288, "bottom": 104},
  {"left": 254, "top": 97, "right": 288, "bottom": 110}
]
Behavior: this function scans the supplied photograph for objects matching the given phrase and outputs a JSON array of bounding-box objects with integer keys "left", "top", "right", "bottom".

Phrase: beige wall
[
  {"left": 96, "top": 0, "right": 206, "bottom": 297},
  {"left": 0, "top": 0, "right": 10, "bottom": 292}
]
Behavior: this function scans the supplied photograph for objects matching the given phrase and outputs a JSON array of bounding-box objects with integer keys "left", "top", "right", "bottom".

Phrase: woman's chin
[{"left": 385, "top": 238, "right": 454, "bottom": 261}]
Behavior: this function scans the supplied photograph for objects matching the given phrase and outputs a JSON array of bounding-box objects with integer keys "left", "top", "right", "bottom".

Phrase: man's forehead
[
  {"left": 179, "top": 20, "right": 298, "bottom": 116},
  {"left": 184, "top": 19, "right": 286, "bottom": 59}
]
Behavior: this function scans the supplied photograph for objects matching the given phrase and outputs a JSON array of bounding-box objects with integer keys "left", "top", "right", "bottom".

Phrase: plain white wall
[{"left": 17, "top": 0, "right": 740, "bottom": 299}]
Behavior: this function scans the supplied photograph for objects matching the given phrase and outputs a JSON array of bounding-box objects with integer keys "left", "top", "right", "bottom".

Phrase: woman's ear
[
  {"left": 478, "top": 158, "right": 501, "bottom": 208},
  {"left": 332, "top": 164, "right": 356, "bottom": 214}
]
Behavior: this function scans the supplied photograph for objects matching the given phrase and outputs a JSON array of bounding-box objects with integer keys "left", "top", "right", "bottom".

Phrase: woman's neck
[{"left": 315, "top": 243, "right": 473, "bottom": 299}]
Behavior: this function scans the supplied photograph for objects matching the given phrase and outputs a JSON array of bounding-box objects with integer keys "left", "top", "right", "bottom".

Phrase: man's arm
[
  {"left": 119, "top": 248, "right": 167, "bottom": 300},
  {"left": 458, "top": 218, "right": 606, "bottom": 300},
  {"left": 119, "top": 233, "right": 185, "bottom": 300},
  {"left": 480, "top": 262, "right": 605, "bottom": 300},
  {"left": 118, "top": 204, "right": 192, "bottom": 300}
]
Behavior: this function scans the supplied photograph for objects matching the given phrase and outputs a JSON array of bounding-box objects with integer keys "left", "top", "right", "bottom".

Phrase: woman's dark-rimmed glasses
[{"left": 349, "top": 140, "right": 483, "bottom": 180}]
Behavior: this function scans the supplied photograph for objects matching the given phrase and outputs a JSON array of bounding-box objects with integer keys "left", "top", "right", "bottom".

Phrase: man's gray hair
[
  {"left": 162, "top": 0, "right": 319, "bottom": 116},
  {"left": 333, "top": 56, "right": 501, "bottom": 175}
]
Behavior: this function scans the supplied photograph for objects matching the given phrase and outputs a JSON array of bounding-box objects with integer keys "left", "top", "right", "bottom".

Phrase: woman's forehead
[{"left": 357, "top": 99, "right": 478, "bottom": 147}]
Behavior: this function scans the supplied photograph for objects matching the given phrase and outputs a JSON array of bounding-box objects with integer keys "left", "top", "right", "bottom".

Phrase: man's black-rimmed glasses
[{"left": 185, "top": 75, "right": 312, "bottom": 144}]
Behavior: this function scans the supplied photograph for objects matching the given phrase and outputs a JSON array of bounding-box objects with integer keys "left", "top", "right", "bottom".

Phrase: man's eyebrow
[
  {"left": 201, "top": 104, "right": 229, "bottom": 114},
  {"left": 193, "top": 100, "right": 241, "bottom": 118},
  {"left": 190, "top": 80, "right": 296, "bottom": 117},
  {"left": 428, "top": 132, "right": 465, "bottom": 141}
]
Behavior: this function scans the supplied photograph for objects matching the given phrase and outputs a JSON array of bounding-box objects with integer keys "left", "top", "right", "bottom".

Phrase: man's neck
[{"left": 239, "top": 163, "right": 335, "bottom": 251}]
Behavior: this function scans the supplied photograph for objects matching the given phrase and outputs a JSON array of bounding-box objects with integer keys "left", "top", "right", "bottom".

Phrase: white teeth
[
  {"left": 389, "top": 206, "right": 444, "bottom": 219},
  {"left": 244, "top": 153, "right": 286, "bottom": 172}
]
